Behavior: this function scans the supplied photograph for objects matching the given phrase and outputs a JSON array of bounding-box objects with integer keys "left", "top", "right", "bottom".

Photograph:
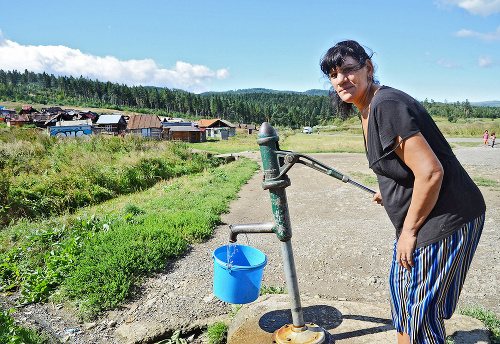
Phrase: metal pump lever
[{"left": 270, "top": 151, "right": 376, "bottom": 195}]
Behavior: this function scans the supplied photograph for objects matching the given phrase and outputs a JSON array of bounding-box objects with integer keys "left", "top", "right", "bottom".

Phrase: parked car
[{"left": 302, "top": 126, "right": 312, "bottom": 134}]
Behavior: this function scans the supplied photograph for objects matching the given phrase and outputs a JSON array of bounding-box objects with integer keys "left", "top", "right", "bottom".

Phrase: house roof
[
  {"left": 96, "top": 114, "right": 123, "bottom": 125},
  {"left": 198, "top": 118, "right": 235, "bottom": 128},
  {"left": 9, "top": 114, "right": 30, "bottom": 122},
  {"left": 167, "top": 126, "right": 202, "bottom": 132},
  {"left": 126, "top": 114, "right": 162, "bottom": 130}
]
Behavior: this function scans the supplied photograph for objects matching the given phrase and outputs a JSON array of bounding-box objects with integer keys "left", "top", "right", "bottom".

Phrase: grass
[
  {"left": 186, "top": 132, "right": 260, "bottom": 153},
  {"left": 434, "top": 116, "right": 500, "bottom": 137},
  {"left": 206, "top": 322, "right": 228, "bottom": 344},
  {"left": 187, "top": 130, "right": 365, "bottom": 154},
  {"left": 0, "top": 129, "right": 222, "bottom": 226},
  {"left": 280, "top": 133, "right": 364, "bottom": 153},
  {"left": 0, "top": 158, "right": 259, "bottom": 319},
  {"left": 348, "top": 171, "right": 378, "bottom": 187},
  {"left": 185, "top": 116, "right": 499, "bottom": 156},
  {"left": 474, "top": 178, "right": 500, "bottom": 190}
]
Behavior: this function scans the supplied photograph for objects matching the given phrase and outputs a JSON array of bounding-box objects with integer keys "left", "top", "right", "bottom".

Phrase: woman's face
[{"left": 329, "top": 56, "right": 373, "bottom": 107}]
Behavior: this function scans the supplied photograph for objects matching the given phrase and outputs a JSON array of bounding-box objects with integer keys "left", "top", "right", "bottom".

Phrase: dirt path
[{"left": 3, "top": 144, "right": 499, "bottom": 344}]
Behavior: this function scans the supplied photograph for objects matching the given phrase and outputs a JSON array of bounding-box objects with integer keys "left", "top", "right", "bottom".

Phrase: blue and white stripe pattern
[{"left": 389, "top": 214, "right": 485, "bottom": 344}]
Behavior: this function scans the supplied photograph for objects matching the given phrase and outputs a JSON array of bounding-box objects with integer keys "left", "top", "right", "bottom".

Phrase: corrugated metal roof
[
  {"left": 167, "top": 126, "right": 202, "bottom": 132},
  {"left": 96, "top": 114, "right": 123, "bottom": 124},
  {"left": 126, "top": 114, "right": 162, "bottom": 130}
]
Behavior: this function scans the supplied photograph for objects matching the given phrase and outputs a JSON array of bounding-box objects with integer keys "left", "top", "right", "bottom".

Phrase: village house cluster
[{"left": 0, "top": 105, "right": 257, "bottom": 142}]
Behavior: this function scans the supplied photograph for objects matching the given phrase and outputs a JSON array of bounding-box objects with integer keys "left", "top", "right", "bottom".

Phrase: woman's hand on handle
[{"left": 372, "top": 189, "right": 383, "bottom": 206}]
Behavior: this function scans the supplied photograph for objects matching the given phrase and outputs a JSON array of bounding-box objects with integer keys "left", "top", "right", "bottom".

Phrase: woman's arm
[{"left": 394, "top": 132, "right": 444, "bottom": 271}]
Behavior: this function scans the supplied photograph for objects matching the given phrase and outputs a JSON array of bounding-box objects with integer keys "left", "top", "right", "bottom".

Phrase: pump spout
[{"left": 229, "top": 222, "right": 276, "bottom": 242}]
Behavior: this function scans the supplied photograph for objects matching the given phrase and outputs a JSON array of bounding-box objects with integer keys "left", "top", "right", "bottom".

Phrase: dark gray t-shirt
[{"left": 366, "top": 86, "right": 485, "bottom": 248}]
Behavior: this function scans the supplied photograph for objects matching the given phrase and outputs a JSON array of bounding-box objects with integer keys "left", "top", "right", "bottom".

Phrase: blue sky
[{"left": 0, "top": 0, "right": 499, "bottom": 102}]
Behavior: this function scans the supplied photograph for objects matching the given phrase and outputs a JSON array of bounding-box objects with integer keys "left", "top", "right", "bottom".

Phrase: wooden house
[
  {"left": 94, "top": 114, "right": 127, "bottom": 135},
  {"left": 198, "top": 119, "right": 236, "bottom": 140},
  {"left": 126, "top": 114, "right": 163, "bottom": 139}
]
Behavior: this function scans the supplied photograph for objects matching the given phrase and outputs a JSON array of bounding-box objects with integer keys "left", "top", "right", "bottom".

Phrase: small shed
[
  {"left": 95, "top": 114, "right": 127, "bottom": 135},
  {"left": 126, "top": 114, "right": 163, "bottom": 139},
  {"left": 166, "top": 126, "right": 203, "bottom": 143}
]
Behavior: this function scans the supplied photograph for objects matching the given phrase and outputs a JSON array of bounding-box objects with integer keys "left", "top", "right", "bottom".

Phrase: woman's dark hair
[{"left": 320, "top": 40, "right": 376, "bottom": 119}]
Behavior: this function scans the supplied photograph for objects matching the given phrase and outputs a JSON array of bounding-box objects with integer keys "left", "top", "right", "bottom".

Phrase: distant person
[
  {"left": 320, "top": 40, "right": 485, "bottom": 344},
  {"left": 483, "top": 130, "right": 489, "bottom": 146},
  {"left": 490, "top": 132, "right": 496, "bottom": 148}
]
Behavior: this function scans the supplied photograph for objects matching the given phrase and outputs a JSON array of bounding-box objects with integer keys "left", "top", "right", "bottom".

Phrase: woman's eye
[{"left": 330, "top": 73, "right": 337, "bottom": 79}]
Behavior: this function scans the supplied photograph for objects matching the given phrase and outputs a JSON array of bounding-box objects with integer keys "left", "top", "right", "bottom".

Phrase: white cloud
[
  {"left": 436, "top": 0, "right": 500, "bottom": 16},
  {"left": 455, "top": 25, "right": 500, "bottom": 42},
  {"left": 0, "top": 30, "right": 231, "bottom": 93},
  {"left": 217, "top": 68, "right": 231, "bottom": 80},
  {"left": 478, "top": 55, "right": 495, "bottom": 67},
  {"left": 437, "top": 58, "right": 462, "bottom": 68}
]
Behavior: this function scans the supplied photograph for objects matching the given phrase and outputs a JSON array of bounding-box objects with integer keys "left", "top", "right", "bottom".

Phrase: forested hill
[
  {"left": 201, "top": 88, "right": 329, "bottom": 96},
  {"left": 0, "top": 69, "right": 498, "bottom": 128}
]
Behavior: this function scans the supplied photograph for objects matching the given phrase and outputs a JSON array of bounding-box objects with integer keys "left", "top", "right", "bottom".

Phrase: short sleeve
[{"left": 372, "top": 99, "right": 420, "bottom": 152}]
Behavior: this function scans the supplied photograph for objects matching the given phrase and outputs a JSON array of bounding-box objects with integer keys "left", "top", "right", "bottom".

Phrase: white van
[{"left": 302, "top": 127, "right": 312, "bottom": 134}]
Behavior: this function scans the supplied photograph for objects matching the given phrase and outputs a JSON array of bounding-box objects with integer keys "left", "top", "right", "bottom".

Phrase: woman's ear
[{"left": 365, "top": 59, "right": 374, "bottom": 79}]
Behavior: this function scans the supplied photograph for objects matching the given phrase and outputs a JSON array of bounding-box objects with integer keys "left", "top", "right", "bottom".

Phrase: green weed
[
  {"left": 0, "top": 305, "right": 52, "bottom": 344},
  {"left": 260, "top": 285, "right": 288, "bottom": 295},
  {"left": 206, "top": 322, "right": 227, "bottom": 344}
]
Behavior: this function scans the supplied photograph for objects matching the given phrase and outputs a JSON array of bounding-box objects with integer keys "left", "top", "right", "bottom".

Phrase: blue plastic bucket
[{"left": 212, "top": 245, "right": 267, "bottom": 304}]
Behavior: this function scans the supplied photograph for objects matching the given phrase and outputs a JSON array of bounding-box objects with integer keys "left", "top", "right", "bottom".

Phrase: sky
[{"left": 0, "top": 0, "right": 499, "bottom": 103}]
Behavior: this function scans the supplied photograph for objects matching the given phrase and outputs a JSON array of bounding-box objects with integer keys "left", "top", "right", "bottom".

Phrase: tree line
[{"left": 0, "top": 69, "right": 498, "bottom": 128}]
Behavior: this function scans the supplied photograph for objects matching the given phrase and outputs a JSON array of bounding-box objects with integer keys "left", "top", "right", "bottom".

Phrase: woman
[{"left": 320, "top": 40, "right": 485, "bottom": 344}]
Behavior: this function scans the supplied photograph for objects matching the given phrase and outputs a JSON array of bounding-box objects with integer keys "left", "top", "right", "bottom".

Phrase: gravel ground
[{"left": 1, "top": 141, "right": 499, "bottom": 344}]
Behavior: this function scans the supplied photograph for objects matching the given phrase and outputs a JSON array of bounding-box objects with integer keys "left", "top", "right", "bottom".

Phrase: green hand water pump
[{"left": 229, "top": 122, "right": 375, "bottom": 344}]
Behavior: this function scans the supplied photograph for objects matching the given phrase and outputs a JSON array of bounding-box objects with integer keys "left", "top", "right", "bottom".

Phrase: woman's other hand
[
  {"left": 397, "top": 231, "right": 417, "bottom": 271},
  {"left": 372, "top": 189, "right": 383, "bottom": 206}
]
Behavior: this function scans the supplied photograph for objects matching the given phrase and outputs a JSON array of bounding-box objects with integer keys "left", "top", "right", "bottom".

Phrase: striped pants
[{"left": 389, "top": 214, "right": 485, "bottom": 344}]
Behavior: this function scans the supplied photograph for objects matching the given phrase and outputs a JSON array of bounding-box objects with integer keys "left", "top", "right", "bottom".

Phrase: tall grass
[
  {"left": 0, "top": 129, "right": 222, "bottom": 226},
  {"left": 434, "top": 117, "right": 500, "bottom": 137}
]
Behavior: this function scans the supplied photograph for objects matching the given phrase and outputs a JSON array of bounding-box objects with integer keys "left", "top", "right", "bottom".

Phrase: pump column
[
  {"left": 257, "top": 122, "right": 305, "bottom": 330},
  {"left": 257, "top": 122, "right": 330, "bottom": 344}
]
